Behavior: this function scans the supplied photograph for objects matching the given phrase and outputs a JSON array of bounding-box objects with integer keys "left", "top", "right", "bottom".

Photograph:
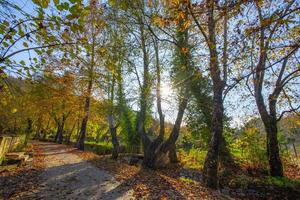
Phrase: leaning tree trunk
[{"left": 143, "top": 97, "right": 188, "bottom": 169}]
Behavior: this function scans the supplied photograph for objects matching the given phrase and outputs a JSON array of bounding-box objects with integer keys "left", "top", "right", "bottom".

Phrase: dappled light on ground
[{"left": 1, "top": 142, "right": 134, "bottom": 199}]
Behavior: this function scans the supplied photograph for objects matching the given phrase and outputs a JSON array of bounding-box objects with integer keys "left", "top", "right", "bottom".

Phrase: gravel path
[{"left": 30, "top": 141, "right": 134, "bottom": 200}]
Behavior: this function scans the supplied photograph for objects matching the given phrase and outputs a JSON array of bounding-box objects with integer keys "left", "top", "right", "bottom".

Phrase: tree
[
  {"left": 188, "top": 0, "right": 241, "bottom": 188},
  {"left": 245, "top": 0, "right": 300, "bottom": 176}
]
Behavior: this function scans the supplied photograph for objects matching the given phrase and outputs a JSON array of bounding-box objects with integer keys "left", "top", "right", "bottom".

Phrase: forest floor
[{"left": 1, "top": 141, "right": 300, "bottom": 199}]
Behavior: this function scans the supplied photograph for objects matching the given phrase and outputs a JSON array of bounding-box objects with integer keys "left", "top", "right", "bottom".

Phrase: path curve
[{"left": 30, "top": 141, "right": 134, "bottom": 200}]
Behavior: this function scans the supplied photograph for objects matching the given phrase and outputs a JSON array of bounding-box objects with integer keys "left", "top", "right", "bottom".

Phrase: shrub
[{"left": 231, "top": 127, "right": 268, "bottom": 169}]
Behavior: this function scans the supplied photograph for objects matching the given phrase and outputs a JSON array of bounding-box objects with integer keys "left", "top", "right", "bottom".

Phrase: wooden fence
[{"left": 0, "top": 135, "right": 25, "bottom": 164}]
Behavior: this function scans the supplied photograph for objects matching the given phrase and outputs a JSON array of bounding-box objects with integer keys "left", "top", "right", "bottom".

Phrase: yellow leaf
[
  {"left": 11, "top": 108, "right": 17, "bottom": 113},
  {"left": 183, "top": 20, "right": 190, "bottom": 29}
]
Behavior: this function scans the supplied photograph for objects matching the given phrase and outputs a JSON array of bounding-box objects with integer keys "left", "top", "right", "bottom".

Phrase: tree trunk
[
  {"left": 256, "top": 109, "right": 283, "bottom": 177},
  {"left": 255, "top": 92, "right": 283, "bottom": 176},
  {"left": 254, "top": 89, "right": 283, "bottom": 177},
  {"left": 203, "top": 88, "right": 223, "bottom": 189},
  {"left": 265, "top": 120, "right": 283, "bottom": 176},
  {"left": 253, "top": 4, "right": 284, "bottom": 177},
  {"left": 108, "top": 115, "right": 119, "bottom": 160},
  {"left": 76, "top": 78, "right": 92, "bottom": 150},
  {"left": 76, "top": 115, "right": 88, "bottom": 150},
  {"left": 202, "top": 0, "right": 224, "bottom": 189},
  {"left": 169, "top": 143, "right": 178, "bottom": 163},
  {"left": 76, "top": 120, "right": 81, "bottom": 140},
  {"left": 142, "top": 97, "right": 188, "bottom": 169},
  {"left": 57, "top": 128, "right": 63, "bottom": 144},
  {"left": 57, "top": 117, "right": 66, "bottom": 144},
  {"left": 76, "top": 11, "right": 95, "bottom": 150},
  {"left": 24, "top": 118, "right": 32, "bottom": 145}
]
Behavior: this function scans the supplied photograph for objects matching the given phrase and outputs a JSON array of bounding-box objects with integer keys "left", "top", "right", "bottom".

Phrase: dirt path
[{"left": 29, "top": 141, "right": 134, "bottom": 200}]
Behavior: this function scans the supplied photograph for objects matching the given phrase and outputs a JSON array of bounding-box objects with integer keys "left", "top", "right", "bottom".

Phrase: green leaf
[
  {"left": 3, "top": 42, "right": 9, "bottom": 47},
  {"left": 20, "top": 60, "right": 25, "bottom": 65},
  {"left": 56, "top": 2, "right": 69, "bottom": 11},
  {"left": 70, "top": 24, "right": 79, "bottom": 32},
  {"left": 108, "top": 0, "right": 116, "bottom": 6},
  {"left": 18, "top": 26, "right": 24, "bottom": 36},
  {"left": 32, "top": 0, "right": 50, "bottom": 8},
  {"left": 23, "top": 42, "right": 28, "bottom": 47},
  {"left": 78, "top": 17, "right": 84, "bottom": 26},
  {"left": 70, "top": 0, "right": 81, "bottom": 3},
  {"left": 2, "top": 20, "right": 9, "bottom": 27},
  {"left": 54, "top": 0, "right": 60, "bottom": 5},
  {"left": 62, "top": 2, "right": 70, "bottom": 10},
  {"left": 49, "top": 22, "right": 54, "bottom": 30},
  {"left": 35, "top": 49, "right": 43, "bottom": 55},
  {"left": 56, "top": 4, "right": 64, "bottom": 11},
  {"left": 46, "top": 49, "right": 53, "bottom": 55}
]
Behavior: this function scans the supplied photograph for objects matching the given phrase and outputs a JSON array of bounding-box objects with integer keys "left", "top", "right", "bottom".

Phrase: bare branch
[{"left": 277, "top": 89, "right": 300, "bottom": 121}]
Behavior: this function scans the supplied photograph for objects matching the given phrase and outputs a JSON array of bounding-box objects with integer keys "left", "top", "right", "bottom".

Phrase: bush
[
  {"left": 84, "top": 141, "right": 113, "bottom": 155},
  {"left": 179, "top": 147, "right": 207, "bottom": 169},
  {"left": 231, "top": 127, "right": 268, "bottom": 169},
  {"left": 266, "top": 176, "right": 300, "bottom": 188}
]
